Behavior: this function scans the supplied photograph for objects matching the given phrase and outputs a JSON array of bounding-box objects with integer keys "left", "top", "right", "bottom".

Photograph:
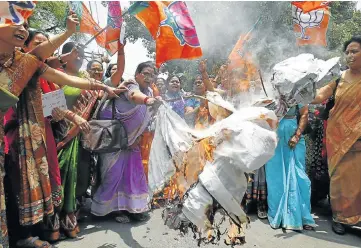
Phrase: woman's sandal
[
  {"left": 130, "top": 213, "right": 148, "bottom": 222},
  {"left": 332, "top": 221, "right": 346, "bottom": 235},
  {"left": 257, "top": 209, "right": 268, "bottom": 219},
  {"left": 60, "top": 215, "right": 79, "bottom": 239},
  {"left": 43, "top": 214, "right": 60, "bottom": 243},
  {"left": 303, "top": 225, "right": 315, "bottom": 231},
  {"left": 115, "top": 214, "right": 131, "bottom": 224},
  {"left": 16, "top": 237, "right": 54, "bottom": 248}
]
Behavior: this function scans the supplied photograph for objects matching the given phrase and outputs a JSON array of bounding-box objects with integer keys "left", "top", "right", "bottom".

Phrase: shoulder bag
[{"left": 81, "top": 93, "right": 128, "bottom": 153}]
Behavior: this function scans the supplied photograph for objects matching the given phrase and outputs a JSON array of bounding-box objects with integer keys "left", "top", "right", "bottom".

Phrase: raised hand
[
  {"left": 66, "top": 11, "right": 79, "bottom": 34},
  {"left": 198, "top": 59, "right": 207, "bottom": 73}
]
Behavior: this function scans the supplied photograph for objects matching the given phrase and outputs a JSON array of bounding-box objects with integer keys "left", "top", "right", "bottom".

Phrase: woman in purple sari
[{"left": 91, "top": 62, "right": 160, "bottom": 223}]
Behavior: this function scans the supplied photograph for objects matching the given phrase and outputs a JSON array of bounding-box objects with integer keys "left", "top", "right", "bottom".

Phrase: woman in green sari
[{"left": 52, "top": 42, "right": 97, "bottom": 238}]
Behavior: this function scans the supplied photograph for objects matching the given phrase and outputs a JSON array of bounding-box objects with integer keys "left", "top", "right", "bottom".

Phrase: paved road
[{"left": 57, "top": 207, "right": 361, "bottom": 248}]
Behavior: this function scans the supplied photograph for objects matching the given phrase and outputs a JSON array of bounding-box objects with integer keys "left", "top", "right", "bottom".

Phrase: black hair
[
  {"left": 194, "top": 74, "right": 202, "bottom": 81},
  {"left": 62, "top": 42, "right": 76, "bottom": 55},
  {"left": 86, "top": 60, "right": 103, "bottom": 71},
  {"left": 135, "top": 61, "right": 155, "bottom": 77},
  {"left": 24, "top": 29, "right": 49, "bottom": 47},
  {"left": 166, "top": 74, "right": 182, "bottom": 86},
  {"left": 104, "top": 64, "right": 124, "bottom": 82},
  {"left": 105, "top": 63, "right": 116, "bottom": 78},
  {"left": 156, "top": 77, "right": 166, "bottom": 83},
  {"left": 343, "top": 36, "right": 361, "bottom": 52}
]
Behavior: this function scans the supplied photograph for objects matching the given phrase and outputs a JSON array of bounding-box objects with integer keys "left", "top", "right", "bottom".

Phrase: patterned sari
[
  {"left": 326, "top": 77, "right": 361, "bottom": 225},
  {"left": 1, "top": 50, "right": 52, "bottom": 247}
]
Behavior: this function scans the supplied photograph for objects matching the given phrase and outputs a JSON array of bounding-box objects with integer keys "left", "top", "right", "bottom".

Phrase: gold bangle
[{"left": 39, "top": 63, "right": 50, "bottom": 75}]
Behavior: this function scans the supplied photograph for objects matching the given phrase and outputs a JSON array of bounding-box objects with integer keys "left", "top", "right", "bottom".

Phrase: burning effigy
[
  {"left": 147, "top": 53, "right": 341, "bottom": 246},
  {"left": 147, "top": 95, "right": 278, "bottom": 245}
]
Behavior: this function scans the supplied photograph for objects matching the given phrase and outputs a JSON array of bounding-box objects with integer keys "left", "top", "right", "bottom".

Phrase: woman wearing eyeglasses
[
  {"left": 91, "top": 60, "right": 161, "bottom": 224},
  {"left": 87, "top": 60, "right": 104, "bottom": 82}
]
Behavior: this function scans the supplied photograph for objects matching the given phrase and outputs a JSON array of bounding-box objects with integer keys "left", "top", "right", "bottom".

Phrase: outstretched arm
[
  {"left": 40, "top": 66, "right": 127, "bottom": 98},
  {"left": 310, "top": 81, "right": 336, "bottom": 104},
  {"left": 30, "top": 12, "right": 78, "bottom": 61}
]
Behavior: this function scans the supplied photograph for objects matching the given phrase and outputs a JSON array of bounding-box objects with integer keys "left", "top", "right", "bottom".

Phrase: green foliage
[
  {"left": 29, "top": 1, "right": 87, "bottom": 43},
  {"left": 29, "top": 1, "right": 68, "bottom": 33}
]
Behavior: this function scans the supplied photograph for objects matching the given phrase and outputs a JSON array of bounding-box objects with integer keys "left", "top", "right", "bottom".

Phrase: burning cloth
[{"left": 148, "top": 103, "right": 278, "bottom": 244}]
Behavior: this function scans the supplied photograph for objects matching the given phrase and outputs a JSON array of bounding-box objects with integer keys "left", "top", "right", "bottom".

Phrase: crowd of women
[{"left": 0, "top": 10, "right": 360, "bottom": 248}]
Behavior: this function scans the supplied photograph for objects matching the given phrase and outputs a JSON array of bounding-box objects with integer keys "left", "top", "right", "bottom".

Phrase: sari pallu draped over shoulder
[
  {"left": 0, "top": 51, "right": 50, "bottom": 246},
  {"left": 326, "top": 77, "right": 361, "bottom": 225},
  {"left": 56, "top": 80, "right": 99, "bottom": 151},
  {"left": 56, "top": 80, "right": 99, "bottom": 214}
]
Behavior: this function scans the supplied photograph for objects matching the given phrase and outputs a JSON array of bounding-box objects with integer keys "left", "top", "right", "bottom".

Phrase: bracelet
[
  {"left": 88, "top": 78, "right": 107, "bottom": 92},
  {"left": 118, "top": 52, "right": 125, "bottom": 56},
  {"left": 144, "top": 97, "right": 150, "bottom": 105},
  {"left": 39, "top": 63, "right": 50, "bottom": 75}
]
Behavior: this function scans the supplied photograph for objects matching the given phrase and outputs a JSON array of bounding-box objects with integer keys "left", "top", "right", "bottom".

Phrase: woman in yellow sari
[{"left": 311, "top": 36, "right": 361, "bottom": 235}]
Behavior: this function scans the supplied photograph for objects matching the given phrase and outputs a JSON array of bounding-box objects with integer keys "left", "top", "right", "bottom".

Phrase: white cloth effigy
[
  {"left": 148, "top": 102, "right": 278, "bottom": 232},
  {"left": 269, "top": 53, "right": 340, "bottom": 117}
]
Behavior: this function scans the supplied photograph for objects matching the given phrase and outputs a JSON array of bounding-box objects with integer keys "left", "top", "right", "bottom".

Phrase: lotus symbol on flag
[
  {"left": 292, "top": 5, "right": 325, "bottom": 40},
  {"left": 160, "top": 2, "right": 200, "bottom": 47}
]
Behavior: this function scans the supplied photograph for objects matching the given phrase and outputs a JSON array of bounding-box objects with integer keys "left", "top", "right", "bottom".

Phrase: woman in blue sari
[{"left": 265, "top": 104, "right": 316, "bottom": 230}]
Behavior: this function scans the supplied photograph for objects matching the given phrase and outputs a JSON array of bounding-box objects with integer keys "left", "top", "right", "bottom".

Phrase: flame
[
  {"left": 225, "top": 222, "right": 247, "bottom": 246},
  {"left": 154, "top": 138, "right": 215, "bottom": 203}
]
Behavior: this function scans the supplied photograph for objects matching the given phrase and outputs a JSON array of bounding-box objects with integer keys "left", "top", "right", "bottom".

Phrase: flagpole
[{"left": 83, "top": 9, "right": 129, "bottom": 47}]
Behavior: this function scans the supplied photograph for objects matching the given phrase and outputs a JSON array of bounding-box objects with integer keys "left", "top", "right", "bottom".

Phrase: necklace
[{"left": 0, "top": 51, "right": 15, "bottom": 73}]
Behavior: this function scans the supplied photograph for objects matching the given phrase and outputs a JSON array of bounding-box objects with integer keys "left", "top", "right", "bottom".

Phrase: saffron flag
[
  {"left": 292, "top": 1, "right": 329, "bottom": 13},
  {"left": 292, "top": 1, "right": 330, "bottom": 46},
  {"left": 227, "top": 17, "right": 260, "bottom": 72},
  {"left": 0, "top": 1, "right": 36, "bottom": 27},
  {"left": 128, "top": 1, "right": 202, "bottom": 68},
  {"left": 105, "top": 1, "right": 123, "bottom": 56},
  {"left": 228, "top": 34, "right": 255, "bottom": 72},
  {"left": 69, "top": 2, "right": 106, "bottom": 49}
]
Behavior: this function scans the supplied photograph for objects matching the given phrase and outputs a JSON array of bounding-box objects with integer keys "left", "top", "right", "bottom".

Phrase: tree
[
  {"left": 29, "top": 1, "right": 68, "bottom": 33},
  {"left": 29, "top": 1, "right": 88, "bottom": 43}
]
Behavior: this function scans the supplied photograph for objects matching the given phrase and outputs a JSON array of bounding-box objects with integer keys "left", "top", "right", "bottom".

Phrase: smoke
[
  {"left": 186, "top": 1, "right": 344, "bottom": 100},
  {"left": 189, "top": 2, "right": 340, "bottom": 70}
]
